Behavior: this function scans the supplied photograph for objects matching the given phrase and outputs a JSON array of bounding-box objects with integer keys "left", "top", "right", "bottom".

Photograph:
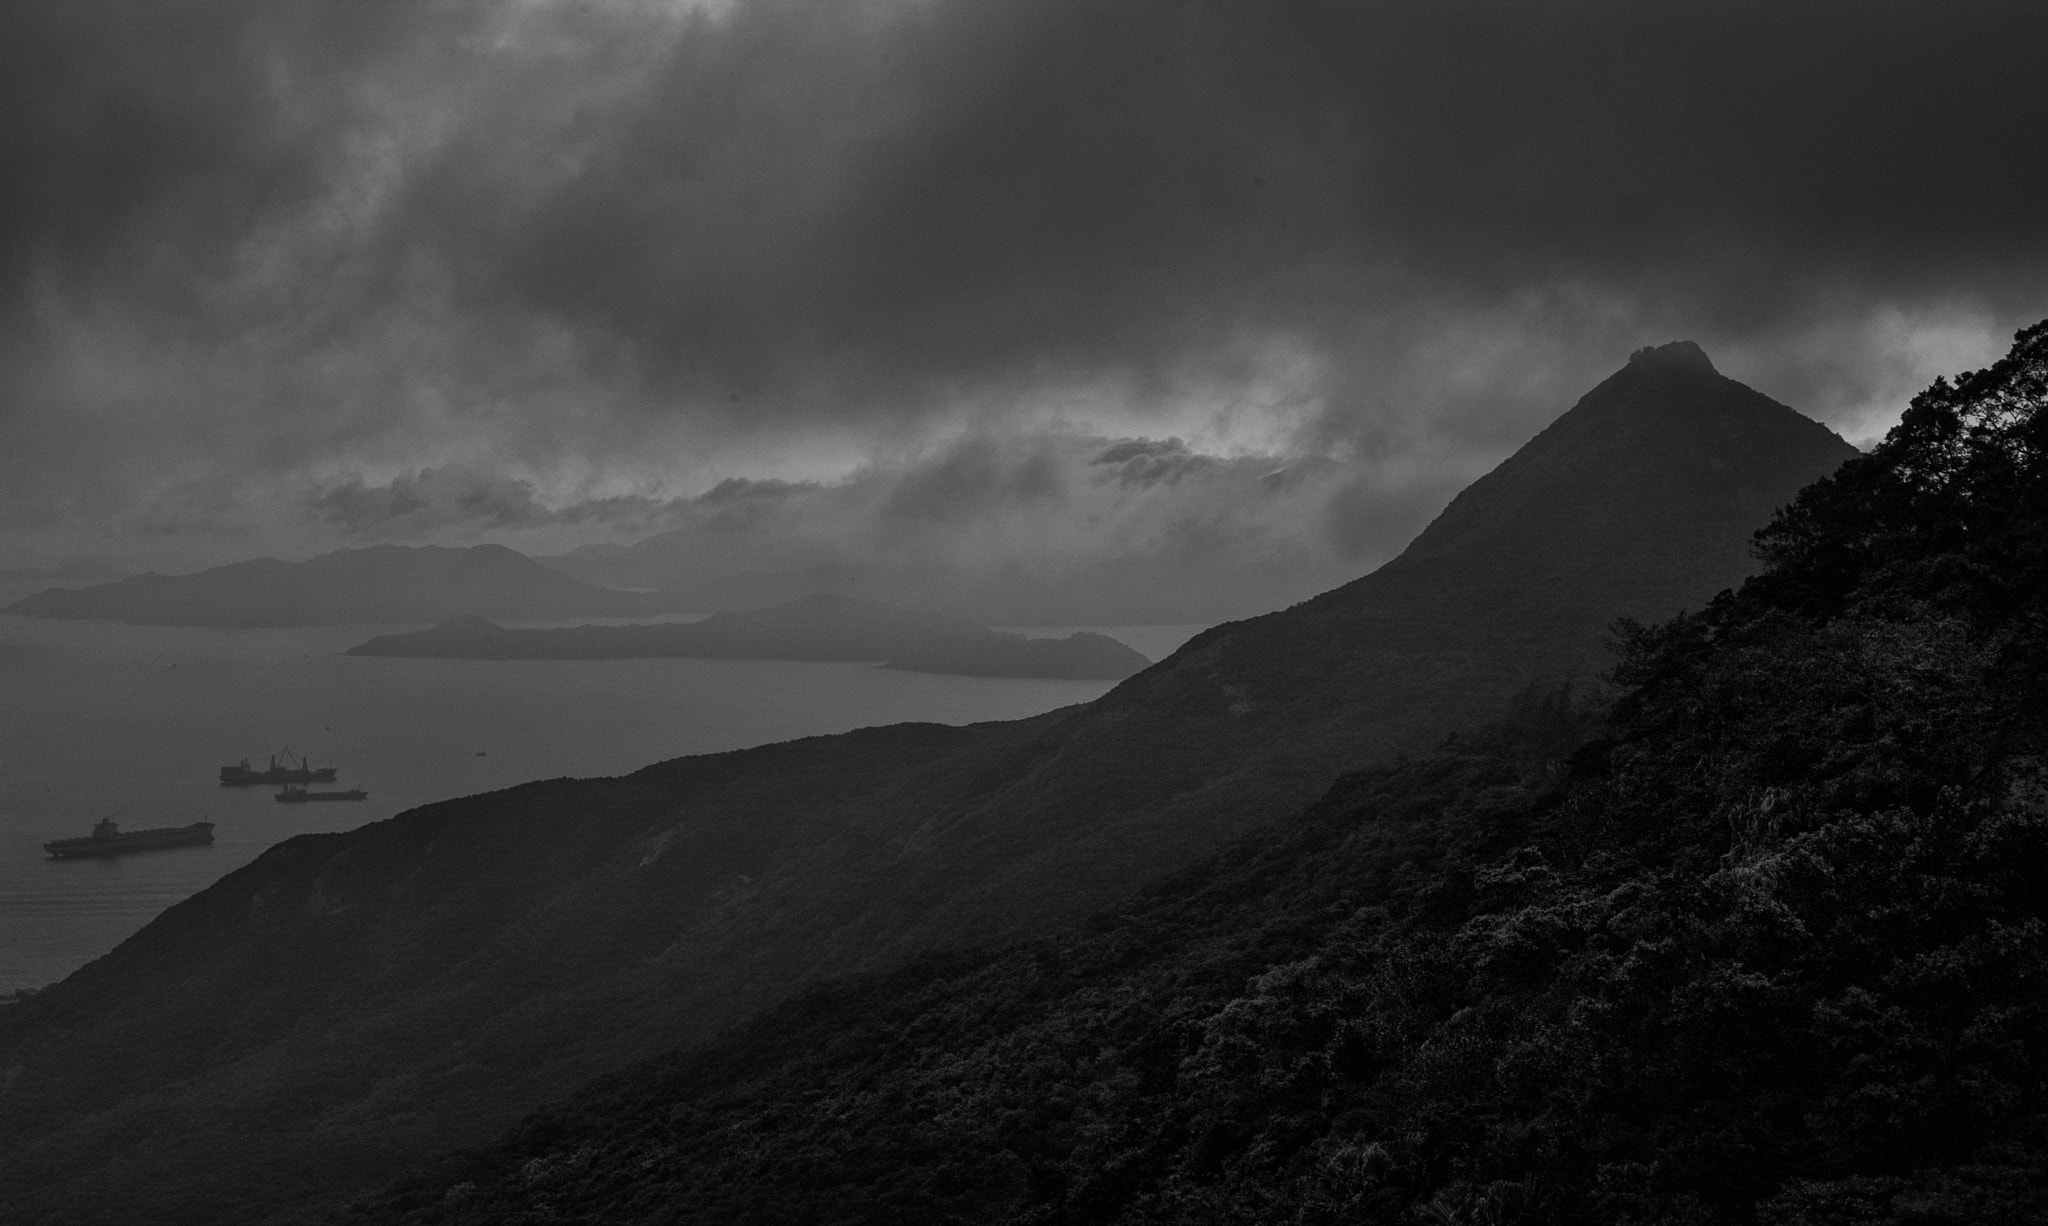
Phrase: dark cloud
[
  {"left": 0, "top": 0, "right": 425, "bottom": 318},
  {"left": 547, "top": 428, "right": 1386, "bottom": 621},
  {"left": 1092, "top": 438, "right": 1217, "bottom": 489},
  {"left": 694, "top": 477, "right": 819, "bottom": 507},
  {"left": 307, "top": 466, "right": 695, "bottom": 540},
  {"left": 689, "top": 476, "right": 824, "bottom": 536},
  {"left": 880, "top": 436, "right": 1067, "bottom": 525},
  {"left": 3, "top": 0, "right": 2046, "bottom": 582},
  {"left": 1092, "top": 440, "right": 1187, "bottom": 467},
  {"left": 374, "top": 1, "right": 2048, "bottom": 407}
]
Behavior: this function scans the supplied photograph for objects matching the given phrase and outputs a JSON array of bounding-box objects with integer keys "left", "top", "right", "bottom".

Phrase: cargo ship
[
  {"left": 45, "top": 817, "right": 215, "bottom": 859},
  {"left": 220, "top": 748, "right": 338, "bottom": 786},
  {"left": 275, "top": 785, "right": 368, "bottom": 803}
]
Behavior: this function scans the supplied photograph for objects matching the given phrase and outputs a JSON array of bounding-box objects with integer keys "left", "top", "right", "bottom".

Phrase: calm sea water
[{"left": 0, "top": 616, "right": 1205, "bottom": 995}]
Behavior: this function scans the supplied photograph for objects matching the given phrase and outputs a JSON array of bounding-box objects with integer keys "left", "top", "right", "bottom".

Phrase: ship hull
[{"left": 45, "top": 822, "right": 216, "bottom": 859}]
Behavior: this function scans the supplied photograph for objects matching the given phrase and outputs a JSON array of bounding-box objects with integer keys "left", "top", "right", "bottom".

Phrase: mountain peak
[
  {"left": 1628, "top": 339, "right": 1717, "bottom": 375},
  {"left": 1354, "top": 342, "right": 1856, "bottom": 593}
]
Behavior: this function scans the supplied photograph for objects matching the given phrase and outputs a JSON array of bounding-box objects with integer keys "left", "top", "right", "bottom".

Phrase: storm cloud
[{"left": 4, "top": 1, "right": 2046, "bottom": 586}]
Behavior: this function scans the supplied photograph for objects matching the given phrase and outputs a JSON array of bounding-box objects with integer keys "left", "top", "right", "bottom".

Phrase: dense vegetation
[{"left": 355, "top": 324, "right": 2048, "bottom": 1224}]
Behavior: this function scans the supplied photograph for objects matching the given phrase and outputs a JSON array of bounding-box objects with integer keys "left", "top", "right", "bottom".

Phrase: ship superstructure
[{"left": 220, "top": 748, "right": 338, "bottom": 786}]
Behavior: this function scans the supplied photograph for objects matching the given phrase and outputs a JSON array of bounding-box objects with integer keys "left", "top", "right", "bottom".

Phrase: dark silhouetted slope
[
  {"left": 346, "top": 322, "right": 2048, "bottom": 1226},
  {"left": 942, "top": 341, "right": 1856, "bottom": 941},
  {"left": 0, "top": 345, "right": 1857, "bottom": 1224},
  {"left": 343, "top": 593, "right": 1152, "bottom": 680},
  {"left": 1, "top": 543, "right": 686, "bottom": 627}
]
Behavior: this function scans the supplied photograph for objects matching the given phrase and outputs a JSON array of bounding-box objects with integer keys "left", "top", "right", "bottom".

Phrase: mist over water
[{"left": 0, "top": 617, "right": 1203, "bottom": 995}]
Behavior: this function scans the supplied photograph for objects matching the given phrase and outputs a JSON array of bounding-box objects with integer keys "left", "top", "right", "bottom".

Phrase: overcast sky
[{"left": 4, "top": 0, "right": 2046, "bottom": 587}]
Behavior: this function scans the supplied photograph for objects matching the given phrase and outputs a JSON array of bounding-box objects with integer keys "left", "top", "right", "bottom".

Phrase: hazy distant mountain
[
  {"left": 0, "top": 561, "right": 129, "bottom": 607},
  {"left": 345, "top": 594, "right": 1151, "bottom": 680},
  {"left": 1, "top": 543, "right": 688, "bottom": 627},
  {"left": 0, "top": 343, "right": 1859, "bottom": 1223},
  {"left": 0, "top": 560, "right": 127, "bottom": 587}
]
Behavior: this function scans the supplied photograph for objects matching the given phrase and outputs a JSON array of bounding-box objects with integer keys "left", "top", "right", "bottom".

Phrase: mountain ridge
[{"left": 0, "top": 345, "right": 1859, "bottom": 1224}]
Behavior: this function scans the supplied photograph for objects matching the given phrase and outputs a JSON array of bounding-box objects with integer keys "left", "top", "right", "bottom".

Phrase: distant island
[
  {"left": 343, "top": 592, "right": 1152, "bottom": 680},
  {"left": 1, "top": 543, "right": 691, "bottom": 627}
]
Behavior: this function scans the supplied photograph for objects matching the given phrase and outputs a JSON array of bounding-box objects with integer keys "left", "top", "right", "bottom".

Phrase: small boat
[
  {"left": 221, "top": 747, "right": 338, "bottom": 786},
  {"left": 275, "top": 785, "right": 368, "bottom": 803},
  {"left": 46, "top": 817, "right": 215, "bottom": 859}
]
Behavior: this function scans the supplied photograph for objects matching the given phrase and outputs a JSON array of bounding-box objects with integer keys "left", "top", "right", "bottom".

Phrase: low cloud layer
[
  {"left": 3, "top": 2, "right": 2045, "bottom": 596},
  {"left": 296, "top": 430, "right": 1447, "bottom": 621}
]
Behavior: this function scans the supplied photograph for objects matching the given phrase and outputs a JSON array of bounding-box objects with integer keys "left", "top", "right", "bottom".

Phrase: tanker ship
[
  {"left": 45, "top": 817, "right": 215, "bottom": 859},
  {"left": 275, "top": 785, "right": 368, "bottom": 803}
]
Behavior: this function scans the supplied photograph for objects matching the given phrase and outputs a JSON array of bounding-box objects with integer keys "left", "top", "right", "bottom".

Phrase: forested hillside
[{"left": 357, "top": 323, "right": 2048, "bottom": 1224}]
